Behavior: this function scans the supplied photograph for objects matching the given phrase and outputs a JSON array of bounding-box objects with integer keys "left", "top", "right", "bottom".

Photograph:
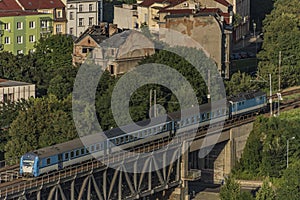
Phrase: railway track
[{"left": 1, "top": 87, "right": 300, "bottom": 196}]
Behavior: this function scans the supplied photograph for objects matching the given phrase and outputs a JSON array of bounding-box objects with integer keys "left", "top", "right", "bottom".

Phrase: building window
[
  {"left": 4, "top": 23, "right": 10, "bottom": 30},
  {"left": 4, "top": 37, "right": 10, "bottom": 44},
  {"left": 82, "top": 48, "right": 88, "bottom": 53},
  {"left": 17, "top": 50, "right": 23, "bottom": 54},
  {"left": 69, "top": 12, "right": 74, "bottom": 20},
  {"left": 41, "top": 20, "right": 48, "bottom": 28},
  {"left": 79, "top": 4, "right": 83, "bottom": 12},
  {"left": 88, "top": 17, "right": 94, "bottom": 26},
  {"left": 29, "top": 21, "right": 35, "bottom": 28},
  {"left": 29, "top": 35, "right": 35, "bottom": 43},
  {"left": 69, "top": 27, "right": 73, "bottom": 35},
  {"left": 16, "top": 22, "right": 23, "bottom": 30},
  {"left": 79, "top": 18, "right": 84, "bottom": 27},
  {"left": 3, "top": 93, "right": 13, "bottom": 103},
  {"left": 89, "top": 4, "right": 93, "bottom": 11},
  {"left": 56, "top": 24, "right": 62, "bottom": 33},
  {"left": 57, "top": 10, "right": 62, "bottom": 18},
  {"left": 17, "top": 36, "right": 23, "bottom": 44}
]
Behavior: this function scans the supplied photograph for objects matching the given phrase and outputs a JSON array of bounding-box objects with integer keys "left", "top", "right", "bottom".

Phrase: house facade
[
  {"left": 160, "top": 9, "right": 232, "bottom": 78},
  {"left": 113, "top": 4, "right": 138, "bottom": 29},
  {"left": 66, "top": 0, "right": 103, "bottom": 37},
  {"left": 0, "top": 78, "right": 35, "bottom": 103},
  {"left": 16, "top": 0, "right": 67, "bottom": 35},
  {"left": 92, "top": 30, "right": 155, "bottom": 76},
  {"left": 0, "top": 11, "right": 52, "bottom": 54}
]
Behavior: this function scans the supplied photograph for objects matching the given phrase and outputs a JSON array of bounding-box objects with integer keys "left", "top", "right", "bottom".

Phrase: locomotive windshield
[{"left": 23, "top": 160, "right": 34, "bottom": 167}]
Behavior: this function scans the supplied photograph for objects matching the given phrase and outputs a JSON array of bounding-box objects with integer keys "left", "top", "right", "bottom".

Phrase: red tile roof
[
  {"left": 0, "top": 11, "right": 46, "bottom": 17},
  {"left": 159, "top": 8, "right": 194, "bottom": 14},
  {"left": 214, "top": 0, "right": 231, "bottom": 7},
  {"left": 17, "top": 0, "right": 65, "bottom": 10},
  {"left": 139, "top": 0, "right": 186, "bottom": 7},
  {"left": 0, "top": 0, "right": 23, "bottom": 11}
]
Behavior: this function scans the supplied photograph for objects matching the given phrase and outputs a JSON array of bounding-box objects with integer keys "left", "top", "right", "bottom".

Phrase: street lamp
[
  {"left": 276, "top": 92, "right": 283, "bottom": 116},
  {"left": 287, "top": 136, "right": 295, "bottom": 168},
  {"left": 250, "top": 73, "right": 273, "bottom": 116}
]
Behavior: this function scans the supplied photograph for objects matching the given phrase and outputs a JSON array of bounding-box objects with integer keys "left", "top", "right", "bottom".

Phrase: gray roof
[
  {"left": 100, "top": 30, "right": 133, "bottom": 48},
  {"left": 0, "top": 79, "right": 33, "bottom": 88}
]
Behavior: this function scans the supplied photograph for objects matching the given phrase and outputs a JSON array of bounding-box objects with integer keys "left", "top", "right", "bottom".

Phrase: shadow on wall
[{"left": 103, "top": 0, "right": 123, "bottom": 23}]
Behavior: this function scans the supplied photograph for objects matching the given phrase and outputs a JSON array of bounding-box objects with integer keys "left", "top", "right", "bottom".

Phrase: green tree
[
  {"left": 255, "top": 178, "right": 276, "bottom": 200},
  {"left": 4, "top": 95, "right": 77, "bottom": 163},
  {"left": 258, "top": 0, "right": 300, "bottom": 90},
  {"left": 277, "top": 160, "right": 300, "bottom": 200},
  {"left": 220, "top": 176, "right": 241, "bottom": 200}
]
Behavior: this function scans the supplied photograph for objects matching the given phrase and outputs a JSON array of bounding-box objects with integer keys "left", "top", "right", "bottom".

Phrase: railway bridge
[
  {"left": 0, "top": 117, "right": 255, "bottom": 200},
  {"left": 1, "top": 87, "right": 300, "bottom": 200}
]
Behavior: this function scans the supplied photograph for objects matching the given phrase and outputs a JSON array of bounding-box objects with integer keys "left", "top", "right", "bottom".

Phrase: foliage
[
  {"left": 220, "top": 176, "right": 254, "bottom": 200},
  {"left": 257, "top": 0, "right": 300, "bottom": 91},
  {"left": 276, "top": 160, "right": 300, "bottom": 200},
  {"left": 4, "top": 95, "right": 77, "bottom": 163},
  {"left": 0, "top": 34, "right": 75, "bottom": 98},
  {"left": 225, "top": 71, "right": 260, "bottom": 96},
  {"left": 255, "top": 178, "right": 276, "bottom": 200},
  {"left": 233, "top": 108, "right": 300, "bottom": 179}
]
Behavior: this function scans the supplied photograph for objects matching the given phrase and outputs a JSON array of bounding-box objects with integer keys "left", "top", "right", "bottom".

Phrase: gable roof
[
  {"left": 17, "top": 0, "right": 65, "bottom": 10},
  {"left": 74, "top": 25, "right": 109, "bottom": 45},
  {"left": 0, "top": 0, "right": 23, "bottom": 11}
]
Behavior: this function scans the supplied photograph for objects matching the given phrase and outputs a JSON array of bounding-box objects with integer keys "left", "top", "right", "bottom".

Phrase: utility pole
[
  {"left": 278, "top": 51, "right": 282, "bottom": 92},
  {"left": 269, "top": 74, "right": 272, "bottom": 116},
  {"left": 150, "top": 89, "right": 152, "bottom": 117},
  {"left": 154, "top": 89, "right": 157, "bottom": 117},
  {"left": 207, "top": 69, "right": 211, "bottom": 103},
  {"left": 149, "top": 89, "right": 157, "bottom": 118}
]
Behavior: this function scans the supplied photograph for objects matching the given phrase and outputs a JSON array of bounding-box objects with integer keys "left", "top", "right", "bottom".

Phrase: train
[{"left": 20, "top": 91, "right": 267, "bottom": 177}]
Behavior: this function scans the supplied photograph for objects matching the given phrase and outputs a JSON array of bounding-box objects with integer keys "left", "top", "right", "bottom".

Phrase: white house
[{"left": 66, "top": 0, "right": 103, "bottom": 37}]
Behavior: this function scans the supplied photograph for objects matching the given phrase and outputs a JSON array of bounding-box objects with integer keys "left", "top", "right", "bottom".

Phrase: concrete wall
[
  {"left": 188, "top": 122, "right": 254, "bottom": 183},
  {"left": 114, "top": 4, "right": 138, "bottom": 29},
  {"left": 163, "top": 15, "right": 225, "bottom": 75}
]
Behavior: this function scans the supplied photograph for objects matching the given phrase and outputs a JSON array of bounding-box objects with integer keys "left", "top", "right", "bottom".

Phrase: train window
[
  {"left": 238, "top": 102, "right": 241, "bottom": 106},
  {"left": 242, "top": 101, "right": 244, "bottom": 105},
  {"left": 115, "top": 138, "right": 119, "bottom": 145},
  {"left": 185, "top": 118, "right": 189, "bottom": 125},
  {"left": 71, "top": 151, "right": 74, "bottom": 158},
  {"left": 65, "top": 153, "right": 69, "bottom": 160},
  {"left": 202, "top": 113, "right": 206, "bottom": 120},
  {"left": 91, "top": 145, "right": 95, "bottom": 152},
  {"left": 96, "top": 144, "right": 100, "bottom": 151},
  {"left": 46, "top": 158, "right": 51, "bottom": 165},
  {"left": 76, "top": 150, "right": 80, "bottom": 156},
  {"left": 81, "top": 148, "right": 85, "bottom": 155},
  {"left": 58, "top": 154, "right": 63, "bottom": 162},
  {"left": 120, "top": 137, "right": 124, "bottom": 144},
  {"left": 207, "top": 112, "right": 210, "bottom": 119},
  {"left": 86, "top": 147, "right": 90, "bottom": 153}
]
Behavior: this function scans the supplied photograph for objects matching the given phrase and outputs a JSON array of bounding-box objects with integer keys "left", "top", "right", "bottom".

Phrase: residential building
[
  {"left": 72, "top": 23, "right": 120, "bottom": 65},
  {"left": 160, "top": 8, "right": 232, "bottom": 78},
  {"left": 92, "top": 30, "right": 155, "bottom": 76},
  {"left": 0, "top": 11, "right": 52, "bottom": 54},
  {"left": 114, "top": 4, "right": 138, "bottom": 29},
  {"left": 16, "top": 0, "right": 67, "bottom": 35},
  {"left": 66, "top": 0, "right": 103, "bottom": 37},
  {"left": 0, "top": 78, "right": 35, "bottom": 103}
]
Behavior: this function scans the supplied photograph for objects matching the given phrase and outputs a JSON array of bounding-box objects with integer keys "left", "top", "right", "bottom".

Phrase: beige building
[
  {"left": 160, "top": 9, "right": 232, "bottom": 78},
  {"left": 114, "top": 4, "right": 139, "bottom": 29},
  {"left": 72, "top": 23, "right": 120, "bottom": 65},
  {"left": 0, "top": 79, "right": 35, "bottom": 103},
  {"left": 92, "top": 30, "right": 155, "bottom": 76}
]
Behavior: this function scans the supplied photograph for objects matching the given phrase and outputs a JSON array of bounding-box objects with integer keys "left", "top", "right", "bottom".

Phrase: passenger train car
[{"left": 20, "top": 91, "right": 267, "bottom": 177}]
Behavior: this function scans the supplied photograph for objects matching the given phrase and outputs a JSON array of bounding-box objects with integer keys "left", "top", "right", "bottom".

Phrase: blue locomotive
[{"left": 20, "top": 91, "right": 267, "bottom": 177}]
